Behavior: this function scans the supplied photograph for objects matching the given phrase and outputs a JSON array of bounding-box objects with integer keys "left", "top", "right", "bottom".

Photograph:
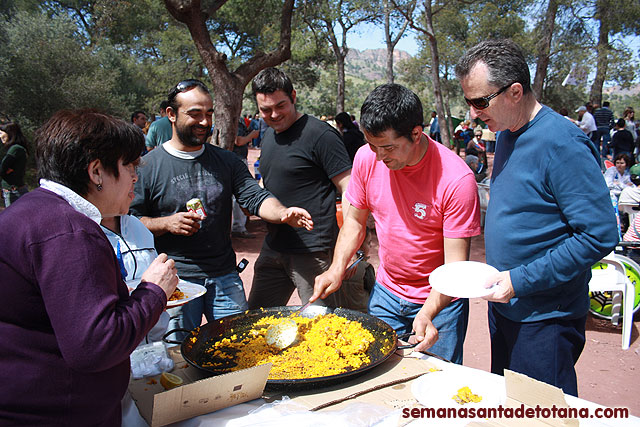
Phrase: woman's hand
[{"left": 141, "top": 253, "right": 179, "bottom": 300}]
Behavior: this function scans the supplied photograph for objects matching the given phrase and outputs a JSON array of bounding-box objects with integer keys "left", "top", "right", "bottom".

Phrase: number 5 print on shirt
[{"left": 413, "top": 202, "right": 429, "bottom": 220}]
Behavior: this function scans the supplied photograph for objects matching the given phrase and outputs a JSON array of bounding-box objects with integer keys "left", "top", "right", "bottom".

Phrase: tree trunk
[
  {"left": 336, "top": 53, "right": 346, "bottom": 113},
  {"left": 532, "top": 0, "right": 557, "bottom": 102},
  {"left": 384, "top": 3, "right": 394, "bottom": 84},
  {"left": 422, "top": 1, "right": 450, "bottom": 147},
  {"left": 442, "top": 80, "right": 453, "bottom": 144},
  {"left": 385, "top": 42, "right": 395, "bottom": 84},
  {"left": 164, "top": 0, "right": 294, "bottom": 150},
  {"left": 589, "top": 1, "right": 609, "bottom": 106},
  {"left": 326, "top": 19, "right": 347, "bottom": 114}
]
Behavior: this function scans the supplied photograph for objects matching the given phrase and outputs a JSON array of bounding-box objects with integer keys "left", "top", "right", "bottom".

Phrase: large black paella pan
[{"left": 165, "top": 306, "right": 401, "bottom": 390}]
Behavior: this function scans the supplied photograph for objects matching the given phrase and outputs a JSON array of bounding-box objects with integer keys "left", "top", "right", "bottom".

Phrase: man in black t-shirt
[
  {"left": 130, "top": 79, "right": 312, "bottom": 335},
  {"left": 248, "top": 68, "right": 352, "bottom": 308}
]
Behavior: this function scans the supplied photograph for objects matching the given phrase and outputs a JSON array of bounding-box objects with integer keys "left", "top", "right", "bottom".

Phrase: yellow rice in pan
[{"left": 202, "top": 313, "right": 376, "bottom": 379}]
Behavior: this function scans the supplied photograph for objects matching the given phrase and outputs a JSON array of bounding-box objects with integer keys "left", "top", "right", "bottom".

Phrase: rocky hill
[{"left": 345, "top": 48, "right": 412, "bottom": 81}]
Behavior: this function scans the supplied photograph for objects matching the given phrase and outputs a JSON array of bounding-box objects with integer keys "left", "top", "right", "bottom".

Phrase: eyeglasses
[
  {"left": 464, "top": 83, "right": 514, "bottom": 110},
  {"left": 167, "top": 79, "right": 209, "bottom": 103}
]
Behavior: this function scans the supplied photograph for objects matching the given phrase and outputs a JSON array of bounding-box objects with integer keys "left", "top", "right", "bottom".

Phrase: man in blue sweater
[{"left": 455, "top": 39, "right": 619, "bottom": 396}]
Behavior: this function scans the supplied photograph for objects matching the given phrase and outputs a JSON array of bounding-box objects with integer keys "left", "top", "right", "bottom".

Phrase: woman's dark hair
[
  {"left": 35, "top": 109, "right": 144, "bottom": 196},
  {"left": 0, "top": 122, "right": 29, "bottom": 154},
  {"left": 335, "top": 112, "right": 357, "bottom": 131},
  {"left": 615, "top": 153, "right": 632, "bottom": 168}
]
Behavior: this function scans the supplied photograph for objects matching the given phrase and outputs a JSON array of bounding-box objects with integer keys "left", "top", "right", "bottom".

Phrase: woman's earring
[{"left": 97, "top": 183, "right": 103, "bottom": 191}]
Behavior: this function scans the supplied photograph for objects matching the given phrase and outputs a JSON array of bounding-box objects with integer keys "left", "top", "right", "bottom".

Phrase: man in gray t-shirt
[{"left": 130, "top": 79, "right": 312, "bottom": 334}]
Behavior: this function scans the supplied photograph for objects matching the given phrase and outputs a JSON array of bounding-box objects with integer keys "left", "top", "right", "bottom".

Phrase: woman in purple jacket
[{"left": 0, "top": 110, "right": 179, "bottom": 425}]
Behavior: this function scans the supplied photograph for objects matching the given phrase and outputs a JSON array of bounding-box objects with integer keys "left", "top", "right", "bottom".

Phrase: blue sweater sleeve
[{"left": 509, "top": 131, "right": 619, "bottom": 296}]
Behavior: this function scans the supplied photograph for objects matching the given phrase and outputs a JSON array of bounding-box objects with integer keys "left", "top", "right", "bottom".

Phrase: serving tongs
[{"left": 265, "top": 251, "right": 367, "bottom": 351}]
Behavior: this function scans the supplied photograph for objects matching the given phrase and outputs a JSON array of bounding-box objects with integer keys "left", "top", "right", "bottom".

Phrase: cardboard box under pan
[{"left": 128, "top": 346, "right": 271, "bottom": 427}]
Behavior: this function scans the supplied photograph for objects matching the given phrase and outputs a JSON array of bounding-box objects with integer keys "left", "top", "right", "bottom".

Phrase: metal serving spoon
[{"left": 265, "top": 251, "right": 366, "bottom": 351}]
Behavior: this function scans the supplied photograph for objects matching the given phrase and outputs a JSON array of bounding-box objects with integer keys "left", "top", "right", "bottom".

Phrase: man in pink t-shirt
[{"left": 312, "top": 84, "right": 481, "bottom": 363}]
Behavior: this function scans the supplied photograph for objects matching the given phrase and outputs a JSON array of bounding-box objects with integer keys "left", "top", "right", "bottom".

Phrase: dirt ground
[{"left": 235, "top": 147, "right": 640, "bottom": 416}]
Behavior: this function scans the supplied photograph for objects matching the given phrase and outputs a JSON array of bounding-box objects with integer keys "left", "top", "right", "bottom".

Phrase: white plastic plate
[
  {"left": 411, "top": 369, "right": 503, "bottom": 409},
  {"left": 429, "top": 261, "right": 498, "bottom": 298},
  {"left": 166, "top": 280, "right": 207, "bottom": 307}
]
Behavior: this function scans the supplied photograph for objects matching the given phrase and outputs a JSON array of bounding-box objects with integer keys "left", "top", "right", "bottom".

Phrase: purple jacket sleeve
[{"left": 31, "top": 228, "right": 167, "bottom": 372}]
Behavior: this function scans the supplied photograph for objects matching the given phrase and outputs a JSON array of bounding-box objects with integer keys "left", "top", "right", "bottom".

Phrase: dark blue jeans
[{"left": 488, "top": 303, "right": 586, "bottom": 396}]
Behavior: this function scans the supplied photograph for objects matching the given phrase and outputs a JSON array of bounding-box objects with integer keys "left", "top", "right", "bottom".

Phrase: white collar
[
  {"left": 39, "top": 179, "right": 102, "bottom": 225},
  {"left": 162, "top": 141, "right": 205, "bottom": 159}
]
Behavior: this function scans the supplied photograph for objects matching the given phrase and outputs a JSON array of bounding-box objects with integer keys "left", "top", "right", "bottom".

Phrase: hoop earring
[{"left": 97, "top": 184, "right": 103, "bottom": 191}]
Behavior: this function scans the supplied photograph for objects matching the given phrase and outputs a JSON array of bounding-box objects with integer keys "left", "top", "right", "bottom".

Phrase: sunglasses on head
[
  {"left": 464, "top": 82, "right": 514, "bottom": 110},
  {"left": 168, "top": 79, "right": 208, "bottom": 103}
]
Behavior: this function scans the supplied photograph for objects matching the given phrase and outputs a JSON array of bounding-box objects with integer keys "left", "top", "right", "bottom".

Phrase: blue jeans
[
  {"left": 597, "top": 126, "right": 611, "bottom": 157},
  {"left": 368, "top": 282, "right": 468, "bottom": 364},
  {"left": 488, "top": 303, "right": 586, "bottom": 396},
  {"left": 167, "top": 271, "right": 248, "bottom": 341}
]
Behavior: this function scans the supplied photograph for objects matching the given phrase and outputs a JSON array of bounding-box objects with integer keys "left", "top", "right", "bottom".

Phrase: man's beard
[{"left": 176, "top": 121, "right": 210, "bottom": 147}]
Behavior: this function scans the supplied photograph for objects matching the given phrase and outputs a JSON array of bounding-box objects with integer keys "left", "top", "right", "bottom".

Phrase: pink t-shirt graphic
[{"left": 345, "top": 135, "right": 481, "bottom": 304}]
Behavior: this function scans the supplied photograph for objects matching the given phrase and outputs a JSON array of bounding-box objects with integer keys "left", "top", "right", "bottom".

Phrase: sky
[{"left": 344, "top": 23, "right": 419, "bottom": 55}]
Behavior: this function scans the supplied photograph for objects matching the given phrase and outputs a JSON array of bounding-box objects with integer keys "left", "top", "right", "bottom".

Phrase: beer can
[{"left": 186, "top": 198, "right": 207, "bottom": 218}]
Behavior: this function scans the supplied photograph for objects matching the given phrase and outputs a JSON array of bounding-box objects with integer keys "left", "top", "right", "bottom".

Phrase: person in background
[
  {"left": 249, "top": 67, "right": 352, "bottom": 309},
  {"left": 609, "top": 118, "right": 635, "bottom": 160},
  {"left": 145, "top": 100, "right": 173, "bottom": 152},
  {"left": 429, "top": 111, "right": 441, "bottom": 143},
  {"left": 130, "top": 79, "right": 312, "bottom": 339},
  {"left": 604, "top": 153, "right": 633, "bottom": 199},
  {"left": 623, "top": 107, "right": 637, "bottom": 142},
  {"left": 351, "top": 113, "right": 360, "bottom": 129},
  {"left": 0, "top": 122, "right": 29, "bottom": 206},
  {"left": 101, "top": 214, "right": 171, "bottom": 346},
  {"left": 335, "top": 111, "right": 365, "bottom": 162},
  {"left": 231, "top": 115, "right": 260, "bottom": 238},
  {"left": 466, "top": 129, "right": 488, "bottom": 167},
  {"left": 312, "top": 83, "right": 480, "bottom": 364},
  {"left": 455, "top": 39, "right": 618, "bottom": 396},
  {"left": 593, "top": 101, "right": 615, "bottom": 158},
  {"left": 250, "top": 113, "right": 261, "bottom": 148},
  {"left": 131, "top": 110, "right": 148, "bottom": 131},
  {"left": 0, "top": 109, "right": 178, "bottom": 425},
  {"left": 465, "top": 154, "right": 487, "bottom": 183},
  {"left": 573, "top": 105, "right": 597, "bottom": 142}
]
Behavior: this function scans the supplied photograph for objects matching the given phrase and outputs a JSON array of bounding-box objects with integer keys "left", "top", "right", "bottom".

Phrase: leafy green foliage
[{"left": 0, "top": 10, "right": 144, "bottom": 130}]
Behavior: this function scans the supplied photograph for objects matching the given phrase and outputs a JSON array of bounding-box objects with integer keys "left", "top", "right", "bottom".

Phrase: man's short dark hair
[
  {"left": 455, "top": 39, "right": 532, "bottom": 94},
  {"left": 360, "top": 84, "right": 423, "bottom": 141},
  {"left": 252, "top": 68, "right": 295, "bottom": 102},
  {"left": 617, "top": 118, "right": 626, "bottom": 128},
  {"left": 131, "top": 110, "right": 146, "bottom": 122},
  {"left": 603, "top": 101, "right": 610, "bottom": 108},
  {"left": 36, "top": 109, "right": 144, "bottom": 196},
  {"left": 159, "top": 100, "right": 170, "bottom": 111}
]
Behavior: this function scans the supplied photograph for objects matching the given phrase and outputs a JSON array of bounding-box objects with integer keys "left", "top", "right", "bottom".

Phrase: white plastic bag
[{"left": 130, "top": 341, "right": 174, "bottom": 379}]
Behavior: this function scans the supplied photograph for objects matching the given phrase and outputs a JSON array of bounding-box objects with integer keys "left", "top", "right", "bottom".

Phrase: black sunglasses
[
  {"left": 464, "top": 83, "right": 514, "bottom": 110},
  {"left": 167, "top": 79, "right": 209, "bottom": 103}
]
